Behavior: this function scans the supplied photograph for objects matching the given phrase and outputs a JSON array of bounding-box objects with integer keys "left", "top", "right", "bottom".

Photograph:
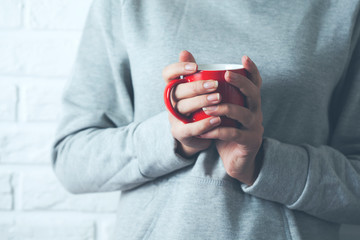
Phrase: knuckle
[
  {"left": 162, "top": 65, "right": 171, "bottom": 80},
  {"left": 178, "top": 99, "right": 195, "bottom": 115},
  {"left": 198, "top": 120, "right": 210, "bottom": 133},
  {"left": 230, "top": 130, "right": 238, "bottom": 139},
  {"left": 175, "top": 125, "right": 190, "bottom": 138},
  {"left": 244, "top": 113, "right": 254, "bottom": 126},
  {"left": 223, "top": 104, "right": 234, "bottom": 119},
  {"left": 190, "top": 82, "right": 200, "bottom": 94},
  {"left": 196, "top": 81, "right": 205, "bottom": 92},
  {"left": 212, "top": 127, "right": 221, "bottom": 138},
  {"left": 183, "top": 124, "right": 195, "bottom": 138},
  {"left": 210, "top": 128, "right": 219, "bottom": 139},
  {"left": 176, "top": 101, "right": 185, "bottom": 114},
  {"left": 251, "top": 104, "right": 259, "bottom": 113},
  {"left": 189, "top": 81, "right": 206, "bottom": 95},
  {"left": 183, "top": 131, "right": 192, "bottom": 139},
  {"left": 170, "top": 121, "right": 188, "bottom": 139},
  {"left": 224, "top": 104, "right": 231, "bottom": 114},
  {"left": 228, "top": 130, "right": 241, "bottom": 141},
  {"left": 214, "top": 104, "right": 225, "bottom": 116},
  {"left": 250, "top": 82, "right": 258, "bottom": 92},
  {"left": 171, "top": 126, "right": 180, "bottom": 138}
]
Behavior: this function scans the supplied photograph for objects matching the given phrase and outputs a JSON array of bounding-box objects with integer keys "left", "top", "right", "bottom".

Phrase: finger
[
  {"left": 173, "top": 80, "right": 218, "bottom": 100},
  {"left": 242, "top": 56, "right": 262, "bottom": 88},
  {"left": 225, "top": 71, "right": 260, "bottom": 111},
  {"left": 179, "top": 50, "right": 196, "bottom": 63},
  {"left": 177, "top": 93, "right": 221, "bottom": 115},
  {"left": 162, "top": 50, "right": 197, "bottom": 83},
  {"left": 162, "top": 62, "right": 197, "bottom": 83},
  {"left": 171, "top": 115, "right": 222, "bottom": 139},
  {"left": 202, "top": 104, "right": 254, "bottom": 128}
]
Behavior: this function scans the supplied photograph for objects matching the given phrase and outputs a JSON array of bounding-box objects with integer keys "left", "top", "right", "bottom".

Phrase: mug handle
[{"left": 164, "top": 78, "right": 192, "bottom": 124}]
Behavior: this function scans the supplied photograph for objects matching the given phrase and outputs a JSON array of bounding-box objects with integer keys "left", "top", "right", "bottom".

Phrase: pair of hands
[{"left": 163, "top": 51, "right": 264, "bottom": 186}]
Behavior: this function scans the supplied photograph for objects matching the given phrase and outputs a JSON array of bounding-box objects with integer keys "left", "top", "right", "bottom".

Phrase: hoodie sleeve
[
  {"left": 242, "top": 23, "right": 360, "bottom": 225},
  {"left": 52, "top": 0, "right": 194, "bottom": 194}
]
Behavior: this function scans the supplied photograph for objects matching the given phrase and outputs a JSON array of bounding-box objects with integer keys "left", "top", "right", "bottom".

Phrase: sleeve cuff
[
  {"left": 241, "top": 138, "right": 309, "bottom": 206},
  {"left": 134, "top": 111, "right": 195, "bottom": 179}
]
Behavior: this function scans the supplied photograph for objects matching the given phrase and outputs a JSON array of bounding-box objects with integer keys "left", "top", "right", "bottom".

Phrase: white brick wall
[
  {"left": 0, "top": 84, "right": 17, "bottom": 121},
  {"left": 0, "top": 0, "right": 359, "bottom": 239},
  {"left": 0, "top": 0, "right": 118, "bottom": 239},
  {"left": 0, "top": 173, "right": 13, "bottom": 210},
  {"left": 0, "top": 0, "right": 22, "bottom": 29}
]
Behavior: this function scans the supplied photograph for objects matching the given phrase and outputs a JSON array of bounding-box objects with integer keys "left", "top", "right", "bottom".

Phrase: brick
[
  {"left": 28, "top": 0, "right": 92, "bottom": 30},
  {"left": 0, "top": 84, "right": 17, "bottom": 121},
  {"left": 0, "top": 173, "right": 13, "bottom": 210},
  {"left": 0, "top": 125, "right": 56, "bottom": 164},
  {"left": 23, "top": 81, "right": 65, "bottom": 121},
  {"left": 0, "top": 32, "right": 81, "bottom": 77},
  {"left": 0, "top": 218, "right": 14, "bottom": 239},
  {"left": 22, "top": 170, "right": 118, "bottom": 212},
  {"left": 0, "top": 215, "right": 95, "bottom": 240},
  {"left": 0, "top": 0, "right": 22, "bottom": 29}
]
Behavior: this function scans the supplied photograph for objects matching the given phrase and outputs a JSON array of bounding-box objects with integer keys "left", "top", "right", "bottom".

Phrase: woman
[{"left": 52, "top": 0, "right": 360, "bottom": 239}]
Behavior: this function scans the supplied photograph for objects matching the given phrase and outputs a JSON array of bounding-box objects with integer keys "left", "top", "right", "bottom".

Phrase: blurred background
[
  {"left": 0, "top": 0, "right": 359, "bottom": 239},
  {"left": 0, "top": 0, "right": 118, "bottom": 239}
]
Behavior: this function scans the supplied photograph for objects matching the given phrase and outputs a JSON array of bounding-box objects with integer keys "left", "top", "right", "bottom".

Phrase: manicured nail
[
  {"left": 203, "top": 106, "right": 218, "bottom": 112},
  {"left": 185, "top": 63, "right": 196, "bottom": 71},
  {"left": 203, "top": 81, "right": 218, "bottom": 89},
  {"left": 210, "top": 117, "right": 221, "bottom": 125},
  {"left": 207, "top": 93, "right": 220, "bottom": 102}
]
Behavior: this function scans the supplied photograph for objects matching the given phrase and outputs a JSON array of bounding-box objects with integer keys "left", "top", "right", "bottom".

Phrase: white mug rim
[{"left": 197, "top": 64, "right": 244, "bottom": 71}]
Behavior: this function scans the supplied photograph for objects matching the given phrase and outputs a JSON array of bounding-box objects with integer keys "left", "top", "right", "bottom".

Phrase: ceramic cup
[{"left": 164, "top": 64, "right": 246, "bottom": 128}]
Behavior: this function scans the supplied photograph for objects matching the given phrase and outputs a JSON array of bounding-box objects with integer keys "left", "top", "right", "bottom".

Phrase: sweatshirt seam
[
  {"left": 286, "top": 144, "right": 312, "bottom": 208},
  {"left": 281, "top": 207, "right": 294, "bottom": 240},
  {"left": 180, "top": 175, "right": 241, "bottom": 192}
]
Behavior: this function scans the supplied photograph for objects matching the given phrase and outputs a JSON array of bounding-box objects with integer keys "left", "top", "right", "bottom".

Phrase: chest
[{"left": 122, "top": 0, "right": 356, "bottom": 122}]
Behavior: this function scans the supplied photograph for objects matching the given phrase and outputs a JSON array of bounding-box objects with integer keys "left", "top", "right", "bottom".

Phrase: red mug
[{"left": 164, "top": 64, "right": 246, "bottom": 128}]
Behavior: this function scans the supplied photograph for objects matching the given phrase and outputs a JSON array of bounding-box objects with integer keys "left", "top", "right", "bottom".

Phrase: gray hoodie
[{"left": 53, "top": 0, "right": 360, "bottom": 239}]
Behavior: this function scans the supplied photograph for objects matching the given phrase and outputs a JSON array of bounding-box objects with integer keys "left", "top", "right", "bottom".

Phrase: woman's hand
[
  {"left": 199, "top": 56, "right": 264, "bottom": 185},
  {"left": 163, "top": 51, "right": 222, "bottom": 158}
]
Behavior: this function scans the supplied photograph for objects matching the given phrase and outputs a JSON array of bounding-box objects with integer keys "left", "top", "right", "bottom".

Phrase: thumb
[
  {"left": 179, "top": 50, "right": 196, "bottom": 63},
  {"left": 242, "top": 55, "right": 262, "bottom": 88}
]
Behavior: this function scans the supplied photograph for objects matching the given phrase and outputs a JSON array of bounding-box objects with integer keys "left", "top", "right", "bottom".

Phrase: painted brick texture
[
  {"left": 0, "top": 0, "right": 359, "bottom": 239},
  {"left": 0, "top": 0, "right": 118, "bottom": 239}
]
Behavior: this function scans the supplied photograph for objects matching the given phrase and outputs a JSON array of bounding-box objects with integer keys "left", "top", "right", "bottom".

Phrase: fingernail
[
  {"left": 207, "top": 93, "right": 220, "bottom": 102},
  {"left": 225, "top": 71, "right": 232, "bottom": 79},
  {"left": 203, "top": 80, "right": 218, "bottom": 89},
  {"left": 246, "top": 55, "right": 252, "bottom": 63},
  {"left": 210, "top": 117, "right": 221, "bottom": 125},
  {"left": 185, "top": 63, "right": 196, "bottom": 71},
  {"left": 203, "top": 106, "right": 218, "bottom": 112}
]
